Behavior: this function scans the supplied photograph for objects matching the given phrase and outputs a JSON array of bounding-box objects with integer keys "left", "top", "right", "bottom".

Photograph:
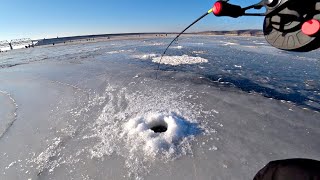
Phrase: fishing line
[{"left": 155, "top": 8, "right": 213, "bottom": 79}]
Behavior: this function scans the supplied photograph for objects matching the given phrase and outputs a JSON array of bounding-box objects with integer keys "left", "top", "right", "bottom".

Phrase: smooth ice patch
[
  {"left": 152, "top": 55, "right": 208, "bottom": 65},
  {"left": 121, "top": 112, "right": 202, "bottom": 157}
]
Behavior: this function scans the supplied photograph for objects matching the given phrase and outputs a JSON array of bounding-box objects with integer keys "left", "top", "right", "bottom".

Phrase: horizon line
[{"left": 1, "top": 29, "right": 263, "bottom": 41}]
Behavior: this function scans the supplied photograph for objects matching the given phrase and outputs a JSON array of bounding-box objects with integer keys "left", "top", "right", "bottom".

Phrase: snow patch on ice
[
  {"left": 192, "top": 43, "right": 204, "bottom": 45},
  {"left": 133, "top": 54, "right": 159, "bottom": 60},
  {"left": 133, "top": 74, "right": 140, "bottom": 78},
  {"left": 209, "top": 145, "right": 218, "bottom": 151},
  {"left": 133, "top": 54, "right": 208, "bottom": 66},
  {"left": 244, "top": 46, "right": 258, "bottom": 48},
  {"left": 192, "top": 51, "right": 206, "bottom": 54},
  {"left": 172, "top": 46, "right": 183, "bottom": 49},
  {"left": 150, "top": 43, "right": 164, "bottom": 46},
  {"left": 106, "top": 49, "right": 133, "bottom": 54},
  {"left": 221, "top": 42, "right": 238, "bottom": 46},
  {"left": 31, "top": 137, "right": 63, "bottom": 174},
  {"left": 5, "top": 161, "right": 17, "bottom": 170},
  {"left": 152, "top": 55, "right": 208, "bottom": 66},
  {"left": 254, "top": 42, "right": 266, "bottom": 45},
  {"left": 28, "top": 136, "right": 80, "bottom": 175}
]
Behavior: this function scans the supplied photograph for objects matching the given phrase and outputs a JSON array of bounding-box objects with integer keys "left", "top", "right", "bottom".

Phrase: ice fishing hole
[{"left": 150, "top": 123, "right": 168, "bottom": 133}]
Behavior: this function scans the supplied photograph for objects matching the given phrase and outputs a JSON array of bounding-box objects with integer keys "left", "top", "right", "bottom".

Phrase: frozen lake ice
[{"left": 0, "top": 35, "right": 319, "bottom": 180}]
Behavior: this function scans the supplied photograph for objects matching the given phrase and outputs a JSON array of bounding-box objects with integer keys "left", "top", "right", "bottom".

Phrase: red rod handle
[{"left": 213, "top": 1, "right": 244, "bottom": 18}]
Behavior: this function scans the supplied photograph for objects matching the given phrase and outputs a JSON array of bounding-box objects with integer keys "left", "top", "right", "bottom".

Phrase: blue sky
[{"left": 0, "top": 0, "right": 264, "bottom": 41}]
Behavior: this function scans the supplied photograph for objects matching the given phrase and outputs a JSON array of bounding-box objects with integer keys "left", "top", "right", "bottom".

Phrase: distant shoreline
[
  {"left": 0, "top": 30, "right": 264, "bottom": 51},
  {"left": 34, "top": 30, "right": 263, "bottom": 47}
]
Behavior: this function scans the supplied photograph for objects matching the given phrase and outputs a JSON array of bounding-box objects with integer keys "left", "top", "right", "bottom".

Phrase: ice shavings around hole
[
  {"left": 87, "top": 83, "right": 217, "bottom": 179},
  {"left": 28, "top": 134, "right": 80, "bottom": 175},
  {"left": 152, "top": 55, "right": 208, "bottom": 65},
  {"left": 121, "top": 112, "right": 202, "bottom": 158}
]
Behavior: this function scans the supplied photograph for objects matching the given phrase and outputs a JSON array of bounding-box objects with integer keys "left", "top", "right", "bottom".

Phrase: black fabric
[{"left": 253, "top": 159, "right": 320, "bottom": 180}]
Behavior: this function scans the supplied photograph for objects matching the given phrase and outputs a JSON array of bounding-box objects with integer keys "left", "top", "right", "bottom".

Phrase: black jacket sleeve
[{"left": 253, "top": 158, "right": 320, "bottom": 180}]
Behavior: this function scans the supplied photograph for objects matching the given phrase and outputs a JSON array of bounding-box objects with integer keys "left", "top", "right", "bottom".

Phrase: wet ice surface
[{"left": 0, "top": 35, "right": 319, "bottom": 180}]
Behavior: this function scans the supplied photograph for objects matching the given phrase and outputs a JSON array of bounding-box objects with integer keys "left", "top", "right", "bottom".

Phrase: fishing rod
[
  {"left": 155, "top": 8, "right": 213, "bottom": 79},
  {"left": 156, "top": 0, "right": 320, "bottom": 78}
]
